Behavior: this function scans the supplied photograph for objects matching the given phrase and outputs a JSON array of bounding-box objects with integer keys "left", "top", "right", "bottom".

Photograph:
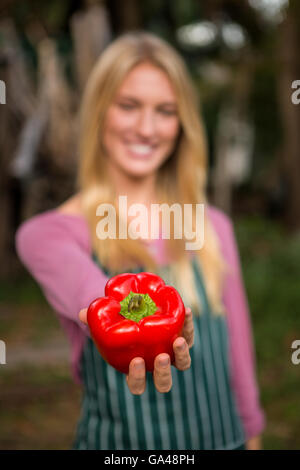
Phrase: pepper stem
[
  {"left": 119, "top": 292, "right": 157, "bottom": 323},
  {"left": 128, "top": 294, "right": 145, "bottom": 313}
]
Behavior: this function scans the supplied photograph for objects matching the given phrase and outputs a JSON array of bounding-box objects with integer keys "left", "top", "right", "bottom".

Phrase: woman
[{"left": 15, "top": 31, "right": 265, "bottom": 450}]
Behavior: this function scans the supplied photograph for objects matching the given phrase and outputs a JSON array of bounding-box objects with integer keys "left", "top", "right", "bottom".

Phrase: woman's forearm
[{"left": 15, "top": 211, "right": 108, "bottom": 329}]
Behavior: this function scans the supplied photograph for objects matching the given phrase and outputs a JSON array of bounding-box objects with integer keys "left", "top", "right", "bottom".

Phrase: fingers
[
  {"left": 182, "top": 307, "right": 194, "bottom": 348},
  {"left": 153, "top": 354, "right": 172, "bottom": 393},
  {"left": 172, "top": 307, "right": 194, "bottom": 371},
  {"left": 126, "top": 358, "right": 146, "bottom": 395},
  {"left": 127, "top": 355, "right": 172, "bottom": 394},
  {"left": 79, "top": 308, "right": 88, "bottom": 324},
  {"left": 126, "top": 354, "right": 173, "bottom": 395},
  {"left": 173, "top": 337, "right": 191, "bottom": 371}
]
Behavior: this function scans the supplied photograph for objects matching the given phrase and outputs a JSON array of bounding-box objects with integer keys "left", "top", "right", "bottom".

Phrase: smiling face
[{"left": 102, "top": 62, "right": 180, "bottom": 179}]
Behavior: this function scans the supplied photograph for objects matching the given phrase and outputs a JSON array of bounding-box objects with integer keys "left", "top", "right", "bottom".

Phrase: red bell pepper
[{"left": 87, "top": 272, "right": 185, "bottom": 374}]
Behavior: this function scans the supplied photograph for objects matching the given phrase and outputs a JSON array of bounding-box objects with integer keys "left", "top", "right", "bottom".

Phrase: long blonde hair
[{"left": 77, "top": 31, "right": 227, "bottom": 315}]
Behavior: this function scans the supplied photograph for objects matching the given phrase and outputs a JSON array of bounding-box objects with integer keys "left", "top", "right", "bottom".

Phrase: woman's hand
[
  {"left": 79, "top": 306, "right": 194, "bottom": 395},
  {"left": 246, "top": 435, "right": 262, "bottom": 450},
  {"left": 126, "top": 307, "right": 194, "bottom": 394}
]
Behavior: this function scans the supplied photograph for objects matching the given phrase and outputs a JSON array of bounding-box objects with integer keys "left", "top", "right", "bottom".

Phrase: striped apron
[{"left": 73, "top": 256, "right": 246, "bottom": 450}]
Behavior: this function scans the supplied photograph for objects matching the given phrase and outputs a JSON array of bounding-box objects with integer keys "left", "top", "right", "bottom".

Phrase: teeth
[{"left": 128, "top": 144, "right": 153, "bottom": 155}]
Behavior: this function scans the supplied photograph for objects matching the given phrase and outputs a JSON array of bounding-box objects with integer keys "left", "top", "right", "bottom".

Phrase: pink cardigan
[{"left": 15, "top": 204, "right": 266, "bottom": 439}]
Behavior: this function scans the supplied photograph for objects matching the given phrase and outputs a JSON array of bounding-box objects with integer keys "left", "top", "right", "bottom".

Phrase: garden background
[{"left": 0, "top": 0, "right": 300, "bottom": 449}]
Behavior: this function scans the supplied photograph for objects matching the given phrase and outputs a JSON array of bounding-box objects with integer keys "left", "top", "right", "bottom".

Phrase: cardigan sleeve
[
  {"left": 208, "top": 206, "right": 266, "bottom": 440},
  {"left": 15, "top": 211, "right": 109, "bottom": 336}
]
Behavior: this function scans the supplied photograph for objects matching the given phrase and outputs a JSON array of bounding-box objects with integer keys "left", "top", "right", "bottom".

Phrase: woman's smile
[
  {"left": 124, "top": 141, "right": 159, "bottom": 159},
  {"left": 126, "top": 142, "right": 156, "bottom": 157}
]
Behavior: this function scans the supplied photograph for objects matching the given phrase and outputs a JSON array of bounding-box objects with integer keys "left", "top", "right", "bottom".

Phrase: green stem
[{"left": 119, "top": 292, "right": 157, "bottom": 323}]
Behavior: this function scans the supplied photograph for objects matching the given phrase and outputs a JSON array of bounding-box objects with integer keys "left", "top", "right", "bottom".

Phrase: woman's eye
[
  {"left": 159, "top": 109, "right": 177, "bottom": 116},
  {"left": 118, "top": 103, "right": 136, "bottom": 110}
]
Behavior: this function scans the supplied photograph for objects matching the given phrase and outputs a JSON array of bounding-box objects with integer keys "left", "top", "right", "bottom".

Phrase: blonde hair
[{"left": 77, "top": 31, "right": 227, "bottom": 315}]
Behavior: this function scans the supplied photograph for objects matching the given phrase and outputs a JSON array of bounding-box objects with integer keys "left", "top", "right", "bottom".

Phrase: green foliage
[
  {"left": 235, "top": 216, "right": 300, "bottom": 449},
  {"left": 249, "top": 52, "right": 282, "bottom": 177},
  {"left": 0, "top": 364, "right": 81, "bottom": 450},
  {"left": 0, "top": 275, "right": 62, "bottom": 346},
  {"left": 0, "top": 276, "right": 47, "bottom": 305},
  {"left": 235, "top": 216, "right": 300, "bottom": 361}
]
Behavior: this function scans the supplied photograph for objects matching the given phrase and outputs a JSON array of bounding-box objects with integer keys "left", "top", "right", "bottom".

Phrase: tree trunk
[
  {"left": 71, "top": 4, "right": 112, "bottom": 92},
  {"left": 276, "top": 1, "right": 300, "bottom": 230}
]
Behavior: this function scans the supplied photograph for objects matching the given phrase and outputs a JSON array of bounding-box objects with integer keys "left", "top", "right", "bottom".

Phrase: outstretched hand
[{"left": 79, "top": 306, "right": 194, "bottom": 395}]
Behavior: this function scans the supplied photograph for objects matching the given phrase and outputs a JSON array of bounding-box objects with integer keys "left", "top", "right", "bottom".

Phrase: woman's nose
[{"left": 135, "top": 109, "right": 156, "bottom": 138}]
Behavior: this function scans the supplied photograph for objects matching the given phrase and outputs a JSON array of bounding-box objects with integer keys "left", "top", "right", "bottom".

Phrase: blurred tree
[
  {"left": 0, "top": 19, "right": 36, "bottom": 277},
  {"left": 0, "top": 1, "right": 113, "bottom": 277},
  {"left": 277, "top": 0, "right": 300, "bottom": 230},
  {"left": 71, "top": 3, "right": 111, "bottom": 91},
  {"left": 104, "top": 0, "right": 142, "bottom": 34},
  {"left": 1, "top": 0, "right": 300, "bottom": 278}
]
